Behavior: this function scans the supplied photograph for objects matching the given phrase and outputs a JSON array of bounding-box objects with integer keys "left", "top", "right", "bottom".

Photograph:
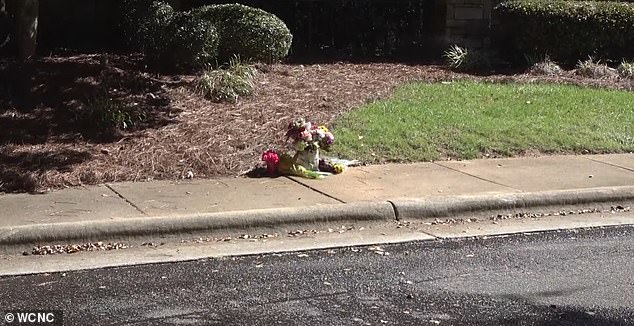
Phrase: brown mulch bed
[{"left": 1, "top": 54, "right": 633, "bottom": 193}]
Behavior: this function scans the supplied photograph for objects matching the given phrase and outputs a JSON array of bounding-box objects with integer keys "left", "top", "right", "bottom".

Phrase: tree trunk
[
  {"left": 0, "top": 0, "right": 8, "bottom": 48},
  {"left": 15, "top": 0, "right": 38, "bottom": 59}
]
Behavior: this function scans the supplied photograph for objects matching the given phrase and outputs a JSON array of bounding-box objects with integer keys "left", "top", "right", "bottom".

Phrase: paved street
[{"left": 1, "top": 226, "right": 634, "bottom": 326}]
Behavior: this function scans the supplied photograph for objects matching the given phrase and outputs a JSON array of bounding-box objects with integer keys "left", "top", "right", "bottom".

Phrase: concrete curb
[
  {"left": 2, "top": 186, "right": 633, "bottom": 247},
  {"left": 390, "top": 186, "right": 634, "bottom": 220},
  {"left": 0, "top": 202, "right": 395, "bottom": 246}
]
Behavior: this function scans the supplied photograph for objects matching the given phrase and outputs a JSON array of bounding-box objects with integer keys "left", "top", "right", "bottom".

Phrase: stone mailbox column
[{"left": 445, "top": 0, "right": 494, "bottom": 48}]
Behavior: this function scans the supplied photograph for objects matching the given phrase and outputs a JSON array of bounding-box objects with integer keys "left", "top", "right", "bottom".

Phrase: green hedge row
[
  {"left": 494, "top": 0, "right": 634, "bottom": 63},
  {"left": 570, "top": 0, "right": 634, "bottom": 2},
  {"left": 123, "top": 1, "right": 292, "bottom": 70}
]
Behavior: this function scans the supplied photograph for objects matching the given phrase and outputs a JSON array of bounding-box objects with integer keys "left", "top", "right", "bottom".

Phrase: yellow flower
[
  {"left": 319, "top": 125, "right": 329, "bottom": 133},
  {"left": 333, "top": 164, "right": 345, "bottom": 174}
]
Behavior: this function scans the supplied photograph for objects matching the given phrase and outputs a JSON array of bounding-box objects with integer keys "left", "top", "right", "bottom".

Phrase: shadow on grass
[{"left": 0, "top": 54, "right": 180, "bottom": 145}]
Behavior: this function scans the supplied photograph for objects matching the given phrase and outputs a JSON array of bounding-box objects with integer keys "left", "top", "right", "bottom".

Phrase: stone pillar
[{"left": 445, "top": 0, "right": 492, "bottom": 48}]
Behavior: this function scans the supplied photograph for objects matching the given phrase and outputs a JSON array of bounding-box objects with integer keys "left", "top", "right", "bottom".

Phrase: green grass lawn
[{"left": 332, "top": 81, "right": 634, "bottom": 162}]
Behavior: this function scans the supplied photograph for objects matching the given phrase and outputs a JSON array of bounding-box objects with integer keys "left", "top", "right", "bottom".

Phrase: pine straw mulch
[{"left": 1, "top": 54, "right": 633, "bottom": 193}]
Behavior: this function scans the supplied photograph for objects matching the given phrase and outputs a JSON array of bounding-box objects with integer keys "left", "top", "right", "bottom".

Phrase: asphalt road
[{"left": 1, "top": 226, "right": 634, "bottom": 326}]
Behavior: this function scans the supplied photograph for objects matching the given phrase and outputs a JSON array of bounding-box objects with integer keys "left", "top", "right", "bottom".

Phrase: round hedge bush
[
  {"left": 165, "top": 12, "right": 219, "bottom": 69},
  {"left": 140, "top": 1, "right": 176, "bottom": 66},
  {"left": 120, "top": 0, "right": 152, "bottom": 50},
  {"left": 120, "top": 0, "right": 170, "bottom": 51},
  {"left": 137, "top": 1, "right": 219, "bottom": 70},
  {"left": 193, "top": 4, "right": 292, "bottom": 63}
]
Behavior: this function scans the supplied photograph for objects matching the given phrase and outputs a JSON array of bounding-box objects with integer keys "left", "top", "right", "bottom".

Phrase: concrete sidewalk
[{"left": 1, "top": 154, "right": 634, "bottom": 245}]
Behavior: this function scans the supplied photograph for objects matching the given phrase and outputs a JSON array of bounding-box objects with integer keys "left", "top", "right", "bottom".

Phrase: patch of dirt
[{"left": 1, "top": 54, "right": 633, "bottom": 192}]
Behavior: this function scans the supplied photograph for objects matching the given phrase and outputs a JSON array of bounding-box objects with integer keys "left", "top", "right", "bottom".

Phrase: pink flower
[
  {"left": 300, "top": 130, "right": 312, "bottom": 141},
  {"left": 262, "top": 150, "right": 280, "bottom": 176}
]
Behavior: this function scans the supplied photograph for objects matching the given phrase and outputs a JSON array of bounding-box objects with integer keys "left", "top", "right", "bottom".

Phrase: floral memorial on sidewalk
[{"left": 261, "top": 118, "right": 355, "bottom": 179}]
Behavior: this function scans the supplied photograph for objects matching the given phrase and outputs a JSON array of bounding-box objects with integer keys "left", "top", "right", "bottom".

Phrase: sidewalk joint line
[
  {"left": 284, "top": 177, "right": 346, "bottom": 204},
  {"left": 387, "top": 200, "right": 400, "bottom": 221},
  {"left": 417, "top": 230, "right": 438, "bottom": 239},
  {"left": 105, "top": 184, "right": 148, "bottom": 216},
  {"left": 585, "top": 157, "right": 634, "bottom": 173},
  {"left": 432, "top": 162, "right": 521, "bottom": 192}
]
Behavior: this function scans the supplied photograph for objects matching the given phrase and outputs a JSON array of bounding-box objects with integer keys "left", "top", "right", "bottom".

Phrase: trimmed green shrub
[
  {"left": 140, "top": 1, "right": 176, "bottom": 65},
  {"left": 120, "top": 0, "right": 157, "bottom": 50},
  {"left": 132, "top": 1, "right": 219, "bottom": 70},
  {"left": 120, "top": 0, "right": 189, "bottom": 50},
  {"left": 123, "top": 1, "right": 288, "bottom": 68},
  {"left": 494, "top": 0, "right": 634, "bottom": 63},
  {"left": 193, "top": 4, "right": 292, "bottom": 63},
  {"left": 163, "top": 12, "right": 219, "bottom": 70},
  {"left": 572, "top": 0, "right": 634, "bottom": 2}
]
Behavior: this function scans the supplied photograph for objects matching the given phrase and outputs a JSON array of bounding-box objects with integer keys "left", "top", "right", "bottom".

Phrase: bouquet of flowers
[
  {"left": 261, "top": 118, "right": 347, "bottom": 179},
  {"left": 285, "top": 118, "right": 335, "bottom": 152}
]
